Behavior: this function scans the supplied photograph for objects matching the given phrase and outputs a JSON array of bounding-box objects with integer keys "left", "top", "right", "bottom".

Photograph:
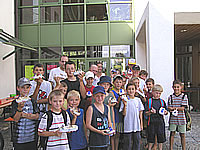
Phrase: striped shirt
[
  {"left": 38, "top": 111, "right": 70, "bottom": 150},
  {"left": 168, "top": 93, "right": 188, "bottom": 125}
]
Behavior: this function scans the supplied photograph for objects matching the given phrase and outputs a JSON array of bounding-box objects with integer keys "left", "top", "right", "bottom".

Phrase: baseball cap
[
  {"left": 128, "top": 59, "right": 136, "bottom": 65},
  {"left": 113, "top": 75, "right": 123, "bottom": 82},
  {"left": 17, "top": 77, "right": 31, "bottom": 87},
  {"left": 98, "top": 76, "right": 112, "bottom": 85},
  {"left": 93, "top": 86, "right": 106, "bottom": 95},
  {"left": 132, "top": 65, "right": 140, "bottom": 71},
  {"left": 85, "top": 71, "right": 94, "bottom": 80}
]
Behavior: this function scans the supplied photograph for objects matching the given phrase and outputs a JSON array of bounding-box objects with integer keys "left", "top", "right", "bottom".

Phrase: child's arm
[
  {"left": 83, "top": 113, "right": 88, "bottom": 142},
  {"left": 86, "top": 106, "right": 108, "bottom": 135},
  {"left": 38, "top": 130, "right": 62, "bottom": 137},
  {"left": 12, "top": 102, "right": 25, "bottom": 122},
  {"left": 37, "top": 98, "right": 48, "bottom": 104},
  {"left": 79, "top": 72, "right": 86, "bottom": 99},
  {"left": 31, "top": 78, "right": 43, "bottom": 100},
  {"left": 22, "top": 113, "right": 39, "bottom": 120},
  {"left": 107, "top": 106, "right": 112, "bottom": 128},
  {"left": 139, "top": 110, "right": 143, "bottom": 130},
  {"left": 121, "top": 99, "right": 127, "bottom": 116},
  {"left": 111, "top": 106, "right": 115, "bottom": 130}
]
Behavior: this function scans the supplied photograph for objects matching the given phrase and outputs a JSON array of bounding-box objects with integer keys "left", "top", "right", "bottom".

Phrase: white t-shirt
[
  {"left": 139, "top": 78, "right": 146, "bottom": 94},
  {"left": 29, "top": 80, "right": 52, "bottom": 118},
  {"left": 48, "top": 67, "right": 67, "bottom": 88},
  {"left": 119, "top": 97, "right": 144, "bottom": 133},
  {"left": 38, "top": 111, "right": 70, "bottom": 150}
]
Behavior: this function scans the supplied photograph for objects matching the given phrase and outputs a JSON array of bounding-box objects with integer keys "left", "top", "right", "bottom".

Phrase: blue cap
[
  {"left": 93, "top": 86, "right": 106, "bottom": 95},
  {"left": 98, "top": 76, "right": 112, "bottom": 85}
]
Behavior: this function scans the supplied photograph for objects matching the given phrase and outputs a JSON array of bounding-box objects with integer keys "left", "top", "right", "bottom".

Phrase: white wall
[{"left": 0, "top": 0, "right": 16, "bottom": 97}]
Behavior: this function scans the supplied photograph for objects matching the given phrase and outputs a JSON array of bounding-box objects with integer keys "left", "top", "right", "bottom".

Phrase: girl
[{"left": 120, "top": 83, "right": 144, "bottom": 150}]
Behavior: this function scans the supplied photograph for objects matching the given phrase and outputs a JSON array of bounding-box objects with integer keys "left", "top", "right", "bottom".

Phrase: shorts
[
  {"left": 169, "top": 124, "right": 186, "bottom": 133},
  {"left": 147, "top": 121, "right": 166, "bottom": 143}
]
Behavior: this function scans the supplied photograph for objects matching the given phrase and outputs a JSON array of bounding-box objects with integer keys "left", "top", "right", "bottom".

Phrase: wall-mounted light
[{"left": 180, "top": 29, "right": 187, "bottom": 33}]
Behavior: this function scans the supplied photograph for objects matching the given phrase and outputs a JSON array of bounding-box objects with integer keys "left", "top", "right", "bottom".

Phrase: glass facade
[{"left": 16, "top": 0, "right": 134, "bottom": 79}]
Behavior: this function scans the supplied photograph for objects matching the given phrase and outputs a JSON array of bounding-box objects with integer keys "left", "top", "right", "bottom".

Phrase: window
[
  {"left": 110, "top": 4, "right": 132, "bottom": 21},
  {"left": 20, "top": 8, "right": 39, "bottom": 24},
  {"left": 64, "top": 0, "right": 84, "bottom": 3},
  {"left": 20, "top": 0, "right": 38, "bottom": 6},
  {"left": 63, "top": 46, "right": 85, "bottom": 58},
  {"left": 41, "top": 47, "right": 61, "bottom": 59},
  {"left": 41, "top": 7, "right": 61, "bottom": 23},
  {"left": 63, "top": 5, "right": 84, "bottom": 22},
  {"left": 86, "top": 4, "right": 108, "bottom": 21}
]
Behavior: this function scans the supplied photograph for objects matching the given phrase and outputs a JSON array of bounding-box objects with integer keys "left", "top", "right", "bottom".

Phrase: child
[
  {"left": 66, "top": 90, "right": 88, "bottom": 150},
  {"left": 120, "top": 83, "right": 144, "bottom": 150},
  {"left": 29, "top": 64, "right": 52, "bottom": 119},
  {"left": 139, "top": 70, "right": 148, "bottom": 81},
  {"left": 145, "top": 78, "right": 155, "bottom": 100},
  {"left": 11, "top": 77, "right": 39, "bottom": 150},
  {"left": 38, "top": 89, "right": 71, "bottom": 150},
  {"left": 111, "top": 75, "right": 124, "bottom": 150},
  {"left": 145, "top": 84, "right": 168, "bottom": 150},
  {"left": 168, "top": 80, "right": 188, "bottom": 150},
  {"left": 86, "top": 86, "right": 112, "bottom": 150}
]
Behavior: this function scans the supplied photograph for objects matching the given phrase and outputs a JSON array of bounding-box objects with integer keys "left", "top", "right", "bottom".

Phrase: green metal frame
[{"left": 17, "top": 0, "right": 135, "bottom": 71}]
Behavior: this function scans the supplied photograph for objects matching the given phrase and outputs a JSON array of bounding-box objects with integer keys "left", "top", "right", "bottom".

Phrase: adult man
[
  {"left": 96, "top": 61, "right": 105, "bottom": 79},
  {"left": 61, "top": 61, "right": 86, "bottom": 100},
  {"left": 48, "top": 55, "right": 68, "bottom": 88}
]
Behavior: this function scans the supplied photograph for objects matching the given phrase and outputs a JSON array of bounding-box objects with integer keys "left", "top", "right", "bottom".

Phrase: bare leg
[
  {"left": 114, "top": 133, "right": 120, "bottom": 150},
  {"left": 170, "top": 131, "right": 176, "bottom": 150},
  {"left": 148, "top": 143, "right": 153, "bottom": 150},
  {"left": 152, "top": 135, "right": 157, "bottom": 150},
  {"left": 111, "top": 136, "right": 115, "bottom": 150},
  {"left": 180, "top": 133, "right": 186, "bottom": 150},
  {"left": 158, "top": 143, "right": 162, "bottom": 150}
]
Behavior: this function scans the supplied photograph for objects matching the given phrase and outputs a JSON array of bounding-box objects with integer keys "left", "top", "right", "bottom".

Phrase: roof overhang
[{"left": 0, "top": 29, "right": 37, "bottom": 60}]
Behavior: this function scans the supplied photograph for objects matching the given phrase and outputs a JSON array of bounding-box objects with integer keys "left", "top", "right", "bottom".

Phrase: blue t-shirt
[{"left": 67, "top": 108, "right": 87, "bottom": 150}]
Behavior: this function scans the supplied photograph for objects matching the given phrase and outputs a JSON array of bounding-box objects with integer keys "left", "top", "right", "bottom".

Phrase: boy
[
  {"left": 86, "top": 86, "right": 112, "bottom": 150},
  {"left": 29, "top": 64, "right": 52, "bottom": 119},
  {"left": 139, "top": 70, "right": 148, "bottom": 81},
  {"left": 67, "top": 90, "right": 88, "bottom": 150},
  {"left": 145, "top": 78, "right": 155, "bottom": 100},
  {"left": 145, "top": 84, "right": 168, "bottom": 150},
  {"left": 38, "top": 89, "right": 71, "bottom": 150},
  {"left": 11, "top": 77, "right": 39, "bottom": 150},
  {"left": 168, "top": 80, "right": 188, "bottom": 150}
]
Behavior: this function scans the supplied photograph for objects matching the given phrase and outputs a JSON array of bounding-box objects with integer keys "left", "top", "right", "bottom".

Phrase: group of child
[{"left": 11, "top": 62, "right": 189, "bottom": 150}]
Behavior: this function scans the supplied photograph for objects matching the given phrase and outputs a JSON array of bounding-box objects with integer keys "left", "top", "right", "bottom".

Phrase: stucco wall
[{"left": 0, "top": 0, "right": 16, "bottom": 97}]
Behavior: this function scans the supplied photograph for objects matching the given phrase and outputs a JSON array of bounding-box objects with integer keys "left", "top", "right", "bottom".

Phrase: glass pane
[
  {"left": 41, "top": 7, "right": 61, "bottom": 23},
  {"left": 42, "top": 0, "right": 59, "bottom": 3},
  {"left": 110, "top": 4, "right": 132, "bottom": 21},
  {"left": 110, "top": 58, "right": 126, "bottom": 73},
  {"left": 20, "top": 8, "right": 39, "bottom": 24},
  {"left": 70, "top": 59, "right": 86, "bottom": 71},
  {"left": 64, "top": 0, "right": 84, "bottom": 3},
  {"left": 41, "top": 47, "right": 61, "bottom": 59},
  {"left": 110, "top": 45, "right": 131, "bottom": 57},
  {"left": 20, "top": 0, "right": 38, "bottom": 6},
  {"left": 63, "top": 46, "right": 85, "bottom": 58},
  {"left": 63, "top": 5, "right": 84, "bottom": 22},
  {"left": 86, "top": 4, "right": 108, "bottom": 21},
  {"left": 17, "top": 48, "right": 39, "bottom": 59},
  {"left": 87, "top": 46, "right": 109, "bottom": 58}
]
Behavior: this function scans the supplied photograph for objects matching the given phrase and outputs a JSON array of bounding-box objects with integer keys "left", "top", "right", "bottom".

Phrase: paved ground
[{"left": 1, "top": 111, "right": 200, "bottom": 150}]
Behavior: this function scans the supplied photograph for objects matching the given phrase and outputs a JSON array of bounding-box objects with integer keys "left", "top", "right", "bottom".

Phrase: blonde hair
[
  {"left": 48, "top": 89, "right": 64, "bottom": 102},
  {"left": 152, "top": 84, "right": 163, "bottom": 92},
  {"left": 67, "top": 90, "right": 80, "bottom": 100}
]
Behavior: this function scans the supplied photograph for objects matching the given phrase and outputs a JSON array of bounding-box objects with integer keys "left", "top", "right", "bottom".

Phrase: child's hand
[
  {"left": 54, "top": 76, "right": 61, "bottom": 84},
  {"left": 108, "top": 97, "right": 117, "bottom": 107},
  {"left": 35, "top": 77, "right": 43, "bottom": 86},
  {"left": 150, "top": 107, "right": 156, "bottom": 114},
  {"left": 164, "top": 110, "right": 168, "bottom": 115},
  {"left": 54, "top": 130, "right": 62, "bottom": 137},
  {"left": 101, "top": 130, "right": 109, "bottom": 136},
  {"left": 78, "top": 72, "right": 85, "bottom": 82},
  {"left": 17, "top": 102, "right": 25, "bottom": 111}
]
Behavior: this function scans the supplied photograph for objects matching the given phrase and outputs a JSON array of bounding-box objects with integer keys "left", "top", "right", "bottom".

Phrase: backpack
[
  {"left": 145, "top": 98, "right": 165, "bottom": 125},
  {"left": 39, "top": 109, "right": 68, "bottom": 150},
  {"left": 170, "top": 94, "right": 191, "bottom": 131}
]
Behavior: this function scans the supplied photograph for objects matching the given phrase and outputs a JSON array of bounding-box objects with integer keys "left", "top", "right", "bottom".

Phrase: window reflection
[
  {"left": 20, "top": 0, "right": 38, "bottom": 6},
  {"left": 42, "top": 0, "right": 59, "bottom": 3},
  {"left": 87, "top": 46, "right": 109, "bottom": 58},
  {"left": 20, "top": 8, "right": 39, "bottom": 24},
  {"left": 41, "top": 47, "right": 61, "bottom": 59},
  {"left": 110, "top": 4, "right": 132, "bottom": 21},
  {"left": 63, "top": 5, "right": 84, "bottom": 22},
  {"left": 63, "top": 46, "right": 85, "bottom": 58},
  {"left": 41, "top": 7, "right": 61, "bottom": 23},
  {"left": 86, "top": 4, "right": 108, "bottom": 21},
  {"left": 64, "top": 0, "right": 84, "bottom": 3},
  {"left": 110, "top": 45, "right": 131, "bottom": 57}
]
